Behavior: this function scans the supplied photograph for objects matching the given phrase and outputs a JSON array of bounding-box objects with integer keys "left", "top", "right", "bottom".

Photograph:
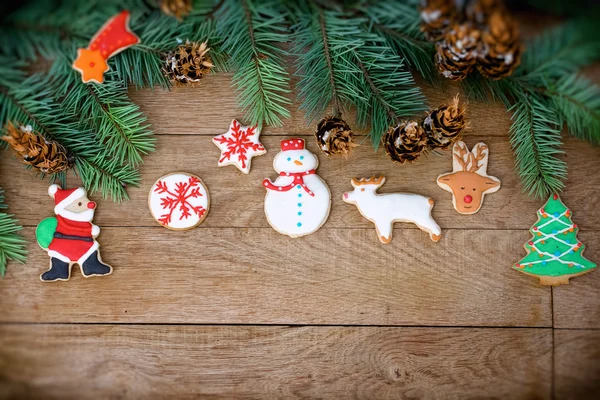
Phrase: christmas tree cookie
[{"left": 513, "top": 193, "right": 596, "bottom": 286}]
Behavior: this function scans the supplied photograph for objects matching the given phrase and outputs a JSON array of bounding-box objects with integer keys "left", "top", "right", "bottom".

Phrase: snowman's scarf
[{"left": 263, "top": 170, "right": 317, "bottom": 197}]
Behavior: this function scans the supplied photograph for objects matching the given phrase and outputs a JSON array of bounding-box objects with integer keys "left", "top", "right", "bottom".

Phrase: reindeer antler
[
  {"left": 352, "top": 176, "right": 385, "bottom": 186},
  {"left": 453, "top": 142, "right": 470, "bottom": 171},
  {"left": 452, "top": 142, "right": 488, "bottom": 174},
  {"left": 467, "top": 144, "right": 488, "bottom": 173}
]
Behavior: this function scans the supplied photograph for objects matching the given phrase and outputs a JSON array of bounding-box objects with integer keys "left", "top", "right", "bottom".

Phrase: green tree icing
[{"left": 514, "top": 194, "right": 596, "bottom": 285}]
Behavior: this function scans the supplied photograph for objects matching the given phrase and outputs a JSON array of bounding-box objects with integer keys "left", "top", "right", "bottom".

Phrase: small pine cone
[
  {"left": 315, "top": 116, "right": 357, "bottom": 158},
  {"left": 423, "top": 95, "right": 467, "bottom": 149},
  {"left": 1, "top": 122, "right": 74, "bottom": 174},
  {"left": 477, "top": 11, "right": 522, "bottom": 80},
  {"left": 383, "top": 121, "right": 427, "bottom": 164},
  {"left": 465, "top": 0, "right": 504, "bottom": 27},
  {"left": 436, "top": 23, "right": 481, "bottom": 81},
  {"left": 163, "top": 41, "right": 214, "bottom": 86},
  {"left": 160, "top": 0, "right": 192, "bottom": 20},
  {"left": 420, "top": 0, "right": 459, "bottom": 42}
]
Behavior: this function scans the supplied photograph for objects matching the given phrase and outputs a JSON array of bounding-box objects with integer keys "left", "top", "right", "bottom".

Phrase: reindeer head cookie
[{"left": 437, "top": 141, "right": 500, "bottom": 214}]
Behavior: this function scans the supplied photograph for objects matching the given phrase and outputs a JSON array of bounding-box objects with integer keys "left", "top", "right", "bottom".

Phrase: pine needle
[{"left": 0, "top": 188, "right": 27, "bottom": 277}]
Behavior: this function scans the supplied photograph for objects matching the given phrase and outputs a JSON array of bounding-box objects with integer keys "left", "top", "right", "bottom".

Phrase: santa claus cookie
[
  {"left": 212, "top": 119, "right": 267, "bottom": 174},
  {"left": 149, "top": 172, "right": 210, "bottom": 230},
  {"left": 343, "top": 176, "right": 442, "bottom": 244},
  {"left": 36, "top": 185, "right": 112, "bottom": 282},
  {"left": 263, "top": 138, "right": 331, "bottom": 238}
]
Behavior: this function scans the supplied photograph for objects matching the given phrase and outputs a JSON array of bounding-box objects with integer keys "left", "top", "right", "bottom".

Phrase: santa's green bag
[{"left": 36, "top": 217, "right": 57, "bottom": 249}]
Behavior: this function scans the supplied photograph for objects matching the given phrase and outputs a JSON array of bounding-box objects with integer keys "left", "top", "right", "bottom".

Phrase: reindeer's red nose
[
  {"left": 87, "top": 201, "right": 96, "bottom": 209},
  {"left": 464, "top": 195, "right": 473, "bottom": 204}
]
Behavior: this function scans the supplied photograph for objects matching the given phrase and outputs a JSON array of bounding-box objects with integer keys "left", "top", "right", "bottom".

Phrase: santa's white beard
[{"left": 57, "top": 209, "right": 95, "bottom": 222}]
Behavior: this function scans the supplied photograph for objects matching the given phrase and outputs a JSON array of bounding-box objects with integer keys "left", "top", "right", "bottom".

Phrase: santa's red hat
[
  {"left": 281, "top": 138, "right": 305, "bottom": 151},
  {"left": 48, "top": 184, "right": 87, "bottom": 214}
]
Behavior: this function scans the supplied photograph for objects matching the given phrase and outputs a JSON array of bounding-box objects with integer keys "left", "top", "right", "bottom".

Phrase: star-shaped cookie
[{"left": 212, "top": 119, "right": 267, "bottom": 174}]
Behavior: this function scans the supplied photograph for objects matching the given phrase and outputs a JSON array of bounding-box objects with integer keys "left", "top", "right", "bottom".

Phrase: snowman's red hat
[
  {"left": 48, "top": 184, "right": 86, "bottom": 215},
  {"left": 281, "top": 138, "right": 305, "bottom": 151}
]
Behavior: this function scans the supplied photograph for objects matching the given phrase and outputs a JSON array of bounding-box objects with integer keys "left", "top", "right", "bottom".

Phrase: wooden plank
[
  {"left": 128, "top": 75, "right": 513, "bottom": 138},
  {"left": 0, "top": 227, "right": 552, "bottom": 326},
  {"left": 553, "top": 265, "right": 600, "bottom": 329},
  {"left": 554, "top": 330, "right": 600, "bottom": 399},
  {"left": 2, "top": 135, "right": 600, "bottom": 231},
  {"left": 0, "top": 325, "right": 552, "bottom": 399}
]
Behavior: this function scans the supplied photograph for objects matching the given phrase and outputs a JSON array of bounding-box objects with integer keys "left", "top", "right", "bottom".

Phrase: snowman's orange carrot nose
[{"left": 294, "top": 160, "right": 303, "bottom": 166}]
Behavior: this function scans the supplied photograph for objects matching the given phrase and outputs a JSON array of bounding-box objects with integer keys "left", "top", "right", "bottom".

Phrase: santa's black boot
[
  {"left": 81, "top": 251, "right": 112, "bottom": 277},
  {"left": 41, "top": 257, "right": 71, "bottom": 281}
]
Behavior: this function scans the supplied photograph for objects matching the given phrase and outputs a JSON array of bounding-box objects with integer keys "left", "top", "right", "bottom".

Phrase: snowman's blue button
[
  {"left": 298, "top": 212, "right": 302, "bottom": 216},
  {"left": 297, "top": 222, "right": 302, "bottom": 227},
  {"left": 297, "top": 185, "right": 301, "bottom": 189},
  {"left": 297, "top": 203, "right": 302, "bottom": 207},
  {"left": 298, "top": 193, "right": 302, "bottom": 198}
]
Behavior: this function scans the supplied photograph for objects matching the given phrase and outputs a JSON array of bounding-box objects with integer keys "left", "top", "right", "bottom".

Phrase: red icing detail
[
  {"left": 213, "top": 120, "right": 263, "bottom": 169},
  {"left": 533, "top": 226, "right": 538, "bottom": 231},
  {"left": 89, "top": 62, "right": 95, "bottom": 68},
  {"left": 87, "top": 11, "right": 140, "bottom": 61},
  {"left": 343, "top": 193, "right": 348, "bottom": 199},
  {"left": 154, "top": 176, "right": 206, "bottom": 226},
  {"left": 87, "top": 201, "right": 96, "bottom": 209},
  {"left": 553, "top": 193, "right": 558, "bottom": 200},
  {"left": 528, "top": 241, "right": 533, "bottom": 245},
  {"left": 263, "top": 170, "right": 317, "bottom": 197},
  {"left": 464, "top": 195, "right": 472, "bottom": 203},
  {"left": 281, "top": 138, "right": 305, "bottom": 151},
  {"left": 48, "top": 215, "right": 94, "bottom": 261}
]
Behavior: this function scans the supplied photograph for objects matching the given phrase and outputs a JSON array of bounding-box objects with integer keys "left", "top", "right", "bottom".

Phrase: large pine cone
[
  {"left": 477, "top": 11, "right": 522, "bottom": 80},
  {"left": 163, "top": 41, "right": 214, "bottom": 86},
  {"left": 383, "top": 121, "right": 427, "bottom": 164},
  {"left": 423, "top": 95, "right": 467, "bottom": 149},
  {"left": 160, "top": 0, "right": 192, "bottom": 19},
  {"left": 1, "top": 122, "right": 74, "bottom": 174},
  {"left": 420, "top": 0, "right": 458, "bottom": 42},
  {"left": 436, "top": 23, "right": 481, "bottom": 81},
  {"left": 315, "top": 116, "right": 357, "bottom": 158}
]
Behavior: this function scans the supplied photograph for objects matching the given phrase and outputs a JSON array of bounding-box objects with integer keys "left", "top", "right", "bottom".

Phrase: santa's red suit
[{"left": 47, "top": 186, "right": 100, "bottom": 265}]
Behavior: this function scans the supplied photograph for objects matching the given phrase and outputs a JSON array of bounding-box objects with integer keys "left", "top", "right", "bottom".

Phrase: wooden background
[{"left": 1, "top": 32, "right": 600, "bottom": 399}]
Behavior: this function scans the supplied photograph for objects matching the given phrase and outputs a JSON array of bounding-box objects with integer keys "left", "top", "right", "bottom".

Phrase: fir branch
[
  {"left": 509, "top": 92, "right": 567, "bottom": 199},
  {"left": 75, "top": 156, "right": 140, "bottom": 202},
  {"left": 216, "top": 0, "right": 291, "bottom": 128},
  {"left": 0, "top": 187, "right": 27, "bottom": 277},
  {"left": 549, "top": 74, "right": 600, "bottom": 144}
]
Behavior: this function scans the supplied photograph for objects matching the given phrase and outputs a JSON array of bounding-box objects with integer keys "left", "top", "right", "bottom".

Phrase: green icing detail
[
  {"left": 513, "top": 194, "right": 596, "bottom": 277},
  {"left": 36, "top": 217, "right": 57, "bottom": 250}
]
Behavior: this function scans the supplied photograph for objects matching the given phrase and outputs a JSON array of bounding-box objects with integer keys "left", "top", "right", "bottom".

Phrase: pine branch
[
  {"left": 75, "top": 156, "right": 140, "bottom": 202},
  {"left": 548, "top": 74, "right": 600, "bottom": 144},
  {"left": 0, "top": 187, "right": 27, "bottom": 277},
  {"left": 509, "top": 92, "right": 567, "bottom": 199},
  {"left": 216, "top": 0, "right": 290, "bottom": 128}
]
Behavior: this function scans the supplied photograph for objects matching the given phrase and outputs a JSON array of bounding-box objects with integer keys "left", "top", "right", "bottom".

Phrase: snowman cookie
[
  {"left": 263, "top": 138, "right": 331, "bottom": 238},
  {"left": 36, "top": 185, "right": 113, "bottom": 282},
  {"left": 149, "top": 172, "right": 210, "bottom": 230}
]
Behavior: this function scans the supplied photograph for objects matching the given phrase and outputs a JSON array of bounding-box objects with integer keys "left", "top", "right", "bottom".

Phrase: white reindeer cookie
[
  {"left": 437, "top": 141, "right": 500, "bottom": 214},
  {"left": 343, "top": 176, "right": 441, "bottom": 244}
]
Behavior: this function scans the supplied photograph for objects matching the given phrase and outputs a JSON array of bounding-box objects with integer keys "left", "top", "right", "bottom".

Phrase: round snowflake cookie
[{"left": 148, "top": 172, "right": 210, "bottom": 230}]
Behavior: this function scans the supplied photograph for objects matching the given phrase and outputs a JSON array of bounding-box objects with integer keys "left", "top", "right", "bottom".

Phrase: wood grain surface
[
  {"left": 1, "top": 54, "right": 599, "bottom": 399},
  {"left": 0, "top": 325, "right": 552, "bottom": 399}
]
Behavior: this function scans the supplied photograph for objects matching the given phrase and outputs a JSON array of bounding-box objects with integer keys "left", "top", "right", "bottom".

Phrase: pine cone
[
  {"left": 383, "top": 121, "right": 427, "bottom": 164},
  {"left": 315, "top": 116, "right": 357, "bottom": 158},
  {"left": 423, "top": 95, "right": 467, "bottom": 149},
  {"left": 436, "top": 23, "right": 481, "bottom": 81},
  {"left": 465, "top": 0, "right": 504, "bottom": 27},
  {"left": 160, "top": 0, "right": 192, "bottom": 19},
  {"left": 477, "top": 11, "right": 522, "bottom": 80},
  {"left": 163, "top": 41, "right": 214, "bottom": 86},
  {"left": 1, "top": 122, "right": 74, "bottom": 174},
  {"left": 420, "top": 0, "right": 458, "bottom": 42}
]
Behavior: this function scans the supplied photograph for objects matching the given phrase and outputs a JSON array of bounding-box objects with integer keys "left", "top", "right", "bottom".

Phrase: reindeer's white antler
[{"left": 451, "top": 141, "right": 489, "bottom": 175}]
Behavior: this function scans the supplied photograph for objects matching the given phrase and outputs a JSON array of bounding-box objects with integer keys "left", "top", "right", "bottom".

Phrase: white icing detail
[
  {"left": 343, "top": 177, "right": 441, "bottom": 244},
  {"left": 48, "top": 184, "right": 59, "bottom": 197},
  {"left": 148, "top": 172, "right": 210, "bottom": 230},
  {"left": 212, "top": 119, "right": 267, "bottom": 174},
  {"left": 53, "top": 187, "right": 87, "bottom": 215},
  {"left": 77, "top": 241, "right": 100, "bottom": 266},
  {"left": 47, "top": 250, "right": 71, "bottom": 263},
  {"left": 264, "top": 140, "right": 331, "bottom": 238},
  {"left": 58, "top": 208, "right": 94, "bottom": 222},
  {"left": 91, "top": 224, "right": 100, "bottom": 237}
]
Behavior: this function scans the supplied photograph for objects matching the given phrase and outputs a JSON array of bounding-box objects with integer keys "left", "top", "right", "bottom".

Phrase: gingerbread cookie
[
  {"left": 213, "top": 119, "right": 267, "bottom": 174},
  {"left": 263, "top": 138, "right": 331, "bottom": 238},
  {"left": 149, "top": 172, "right": 210, "bottom": 230},
  {"left": 36, "top": 185, "right": 112, "bottom": 282},
  {"left": 513, "top": 193, "right": 596, "bottom": 286},
  {"left": 437, "top": 141, "right": 500, "bottom": 214},
  {"left": 343, "top": 176, "right": 442, "bottom": 244},
  {"left": 72, "top": 11, "right": 140, "bottom": 84}
]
